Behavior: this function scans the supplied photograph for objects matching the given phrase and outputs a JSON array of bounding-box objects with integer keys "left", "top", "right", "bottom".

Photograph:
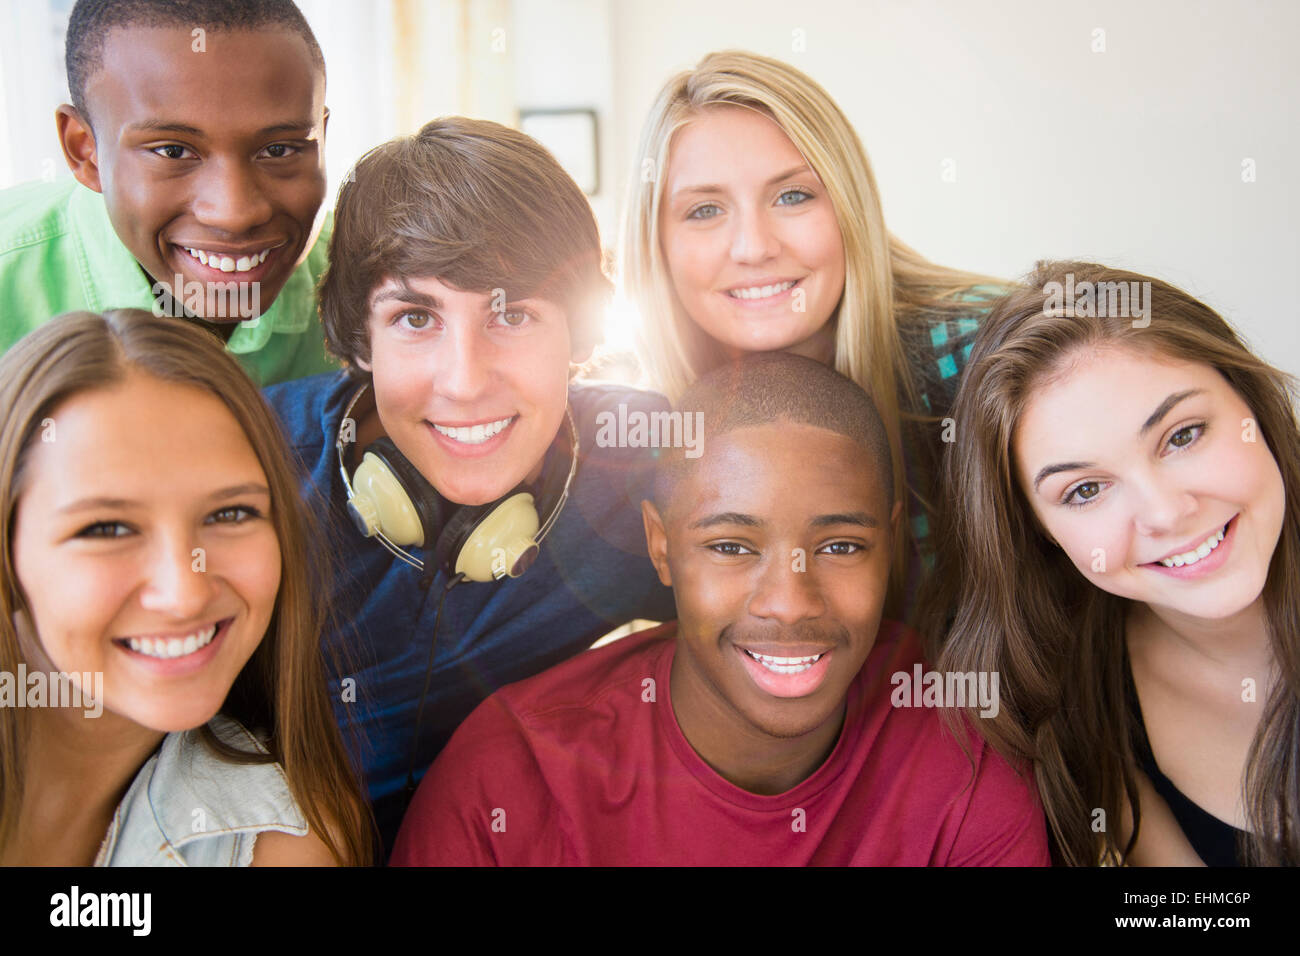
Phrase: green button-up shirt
[{"left": 0, "top": 178, "right": 339, "bottom": 385}]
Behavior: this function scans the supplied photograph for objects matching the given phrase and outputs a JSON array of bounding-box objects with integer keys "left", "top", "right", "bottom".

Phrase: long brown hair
[
  {"left": 0, "top": 310, "right": 373, "bottom": 864},
  {"left": 619, "top": 50, "right": 1006, "bottom": 606},
  {"left": 924, "top": 261, "right": 1300, "bottom": 865}
]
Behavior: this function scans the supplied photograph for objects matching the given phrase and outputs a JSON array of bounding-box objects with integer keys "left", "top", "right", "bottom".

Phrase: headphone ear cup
[
  {"left": 362, "top": 437, "right": 448, "bottom": 549},
  {"left": 434, "top": 504, "right": 487, "bottom": 577},
  {"left": 438, "top": 493, "right": 543, "bottom": 581}
]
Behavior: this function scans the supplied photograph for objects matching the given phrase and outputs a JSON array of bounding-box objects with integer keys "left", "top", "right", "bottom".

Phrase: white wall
[
  {"left": 608, "top": 0, "right": 1300, "bottom": 375},
  {"left": 4, "top": 0, "right": 1295, "bottom": 374}
]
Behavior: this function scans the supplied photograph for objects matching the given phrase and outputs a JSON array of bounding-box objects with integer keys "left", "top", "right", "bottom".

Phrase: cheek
[
  {"left": 15, "top": 553, "right": 133, "bottom": 672},
  {"left": 371, "top": 348, "right": 425, "bottom": 416},
  {"left": 276, "top": 172, "right": 328, "bottom": 229},
  {"left": 669, "top": 551, "right": 746, "bottom": 627},
  {"left": 663, "top": 229, "right": 714, "bottom": 296},
  {"left": 217, "top": 531, "right": 282, "bottom": 626},
  {"left": 801, "top": 211, "right": 845, "bottom": 280},
  {"left": 1057, "top": 519, "right": 1129, "bottom": 580}
]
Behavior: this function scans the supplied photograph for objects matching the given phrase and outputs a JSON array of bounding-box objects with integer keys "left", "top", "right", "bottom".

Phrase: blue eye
[
  {"left": 776, "top": 189, "right": 812, "bottom": 206},
  {"left": 687, "top": 203, "right": 722, "bottom": 221}
]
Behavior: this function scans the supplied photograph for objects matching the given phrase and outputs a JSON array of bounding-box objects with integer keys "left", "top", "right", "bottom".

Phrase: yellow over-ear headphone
[{"left": 335, "top": 383, "right": 578, "bottom": 582}]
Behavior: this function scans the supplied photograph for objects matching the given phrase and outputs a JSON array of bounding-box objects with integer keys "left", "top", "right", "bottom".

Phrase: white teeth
[
  {"left": 126, "top": 624, "right": 219, "bottom": 660},
  {"left": 183, "top": 247, "right": 271, "bottom": 273},
  {"left": 727, "top": 280, "right": 796, "bottom": 300},
  {"left": 744, "top": 649, "right": 824, "bottom": 675},
  {"left": 1158, "top": 525, "right": 1227, "bottom": 568},
  {"left": 432, "top": 417, "right": 514, "bottom": 444}
]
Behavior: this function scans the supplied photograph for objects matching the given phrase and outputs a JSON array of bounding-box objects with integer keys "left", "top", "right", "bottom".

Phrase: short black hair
[
  {"left": 654, "top": 352, "right": 894, "bottom": 512},
  {"left": 66, "top": 0, "right": 325, "bottom": 120}
]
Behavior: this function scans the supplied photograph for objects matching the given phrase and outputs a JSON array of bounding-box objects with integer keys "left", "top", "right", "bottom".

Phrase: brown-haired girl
[
  {"left": 926, "top": 261, "right": 1300, "bottom": 865},
  {"left": 0, "top": 310, "right": 372, "bottom": 865}
]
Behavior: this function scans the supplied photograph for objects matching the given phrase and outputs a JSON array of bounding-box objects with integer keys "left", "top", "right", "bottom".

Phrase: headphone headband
[{"left": 335, "top": 383, "right": 579, "bottom": 575}]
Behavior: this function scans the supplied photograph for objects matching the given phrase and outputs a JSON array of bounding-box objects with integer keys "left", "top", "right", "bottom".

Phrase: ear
[
  {"left": 354, "top": 355, "right": 371, "bottom": 373},
  {"left": 640, "top": 499, "right": 673, "bottom": 587},
  {"left": 55, "top": 104, "right": 102, "bottom": 193},
  {"left": 889, "top": 498, "right": 903, "bottom": 541},
  {"left": 321, "top": 105, "right": 330, "bottom": 141}
]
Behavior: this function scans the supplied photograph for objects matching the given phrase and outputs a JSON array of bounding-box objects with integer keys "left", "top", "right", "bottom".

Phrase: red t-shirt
[{"left": 390, "top": 621, "right": 1050, "bottom": 866}]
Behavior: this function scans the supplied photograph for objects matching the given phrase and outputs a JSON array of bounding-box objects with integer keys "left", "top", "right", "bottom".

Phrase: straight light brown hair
[
  {"left": 0, "top": 310, "right": 373, "bottom": 864},
  {"left": 924, "top": 261, "right": 1300, "bottom": 866}
]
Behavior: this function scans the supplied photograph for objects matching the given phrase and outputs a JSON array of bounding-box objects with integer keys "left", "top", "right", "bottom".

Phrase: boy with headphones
[
  {"left": 390, "top": 353, "right": 1049, "bottom": 865},
  {"left": 264, "top": 117, "right": 675, "bottom": 854}
]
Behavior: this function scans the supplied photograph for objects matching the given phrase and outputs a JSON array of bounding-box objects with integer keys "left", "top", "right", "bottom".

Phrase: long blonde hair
[
  {"left": 0, "top": 310, "right": 373, "bottom": 864},
  {"left": 620, "top": 49, "right": 1004, "bottom": 596}
]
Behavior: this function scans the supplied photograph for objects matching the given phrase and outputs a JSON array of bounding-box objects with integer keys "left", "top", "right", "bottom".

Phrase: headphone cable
[{"left": 403, "top": 572, "right": 464, "bottom": 807}]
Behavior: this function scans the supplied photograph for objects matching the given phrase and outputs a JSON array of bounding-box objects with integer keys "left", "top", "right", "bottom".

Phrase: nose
[
  {"left": 435, "top": 323, "right": 492, "bottom": 404},
  {"left": 137, "top": 531, "right": 219, "bottom": 620},
  {"left": 191, "top": 159, "right": 273, "bottom": 235},
  {"left": 729, "top": 206, "right": 781, "bottom": 265},
  {"left": 1131, "top": 476, "right": 1198, "bottom": 538},
  {"left": 747, "top": 552, "right": 826, "bottom": 625}
]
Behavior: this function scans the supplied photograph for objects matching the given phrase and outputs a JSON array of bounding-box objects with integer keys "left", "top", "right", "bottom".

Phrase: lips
[
  {"left": 1142, "top": 515, "right": 1237, "bottom": 580},
  {"left": 181, "top": 246, "right": 271, "bottom": 273},
  {"left": 113, "top": 618, "right": 232, "bottom": 673},
  {"left": 425, "top": 415, "right": 518, "bottom": 459},
  {"left": 168, "top": 241, "right": 286, "bottom": 283},
  {"left": 1146, "top": 516, "right": 1235, "bottom": 567},
  {"left": 725, "top": 278, "right": 800, "bottom": 301},
  {"left": 733, "top": 640, "right": 837, "bottom": 698},
  {"left": 431, "top": 416, "right": 516, "bottom": 445}
]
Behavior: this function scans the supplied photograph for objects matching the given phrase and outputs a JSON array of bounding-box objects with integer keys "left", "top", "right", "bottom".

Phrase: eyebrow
[
  {"left": 690, "top": 512, "right": 762, "bottom": 530},
  {"left": 1031, "top": 389, "right": 1207, "bottom": 491},
  {"left": 688, "top": 510, "right": 878, "bottom": 530},
  {"left": 1140, "top": 389, "right": 1204, "bottom": 436},
  {"left": 671, "top": 164, "right": 812, "bottom": 200},
  {"left": 811, "top": 512, "right": 879, "bottom": 529},
  {"left": 125, "top": 120, "right": 317, "bottom": 138},
  {"left": 59, "top": 484, "right": 270, "bottom": 514},
  {"left": 370, "top": 283, "right": 442, "bottom": 311}
]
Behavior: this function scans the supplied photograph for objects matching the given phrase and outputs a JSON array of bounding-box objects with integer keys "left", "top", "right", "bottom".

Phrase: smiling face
[
  {"left": 10, "top": 370, "right": 281, "bottom": 733},
  {"left": 359, "top": 276, "right": 574, "bottom": 505},
  {"left": 658, "top": 105, "right": 846, "bottom": 361},
  {"left": 644, "top": 421, "right": 897, "bottom": 748},
  {"left": 66, "top": 26, "right": 327, "bottom": 319},
  {"left": 1014, "top": 347, "right": 1285, "bottom": 623}
]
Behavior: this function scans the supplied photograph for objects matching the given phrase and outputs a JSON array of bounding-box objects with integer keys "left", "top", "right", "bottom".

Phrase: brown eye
[
  {"left": 1169, "top": 424, "right": 1203, "bottom": 448},
  {"left": 396, "top": 311, "right": 430, "bottom": 330}
]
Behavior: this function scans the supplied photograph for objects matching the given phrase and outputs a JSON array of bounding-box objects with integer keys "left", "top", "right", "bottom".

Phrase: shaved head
[{"left": 654, "top": 352, "right": 893, "bottom": 513}]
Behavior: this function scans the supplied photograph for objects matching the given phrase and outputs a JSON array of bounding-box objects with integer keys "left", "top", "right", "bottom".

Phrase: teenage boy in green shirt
[{"left": 0, "top": 0, "right": 338, "bottom": 386}]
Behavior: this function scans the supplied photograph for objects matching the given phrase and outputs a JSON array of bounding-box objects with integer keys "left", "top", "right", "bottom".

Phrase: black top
[{"left": 1124, "top": 662, "right": 1246, "bottom": 866}]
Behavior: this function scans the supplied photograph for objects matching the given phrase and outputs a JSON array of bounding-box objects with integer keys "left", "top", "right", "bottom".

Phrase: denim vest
[{"left": 94, "top": 715, "right": 307, "bottom": 866}]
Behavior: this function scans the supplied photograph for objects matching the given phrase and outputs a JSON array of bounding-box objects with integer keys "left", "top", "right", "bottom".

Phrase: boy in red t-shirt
[{"left": 391, "top": 352, "right": 1050, "bottom": 865}]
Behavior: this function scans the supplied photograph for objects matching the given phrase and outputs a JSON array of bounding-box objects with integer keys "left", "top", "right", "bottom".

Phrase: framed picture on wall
[{"left": 519, "top": 108, "right": 600, "bottom": 196}]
